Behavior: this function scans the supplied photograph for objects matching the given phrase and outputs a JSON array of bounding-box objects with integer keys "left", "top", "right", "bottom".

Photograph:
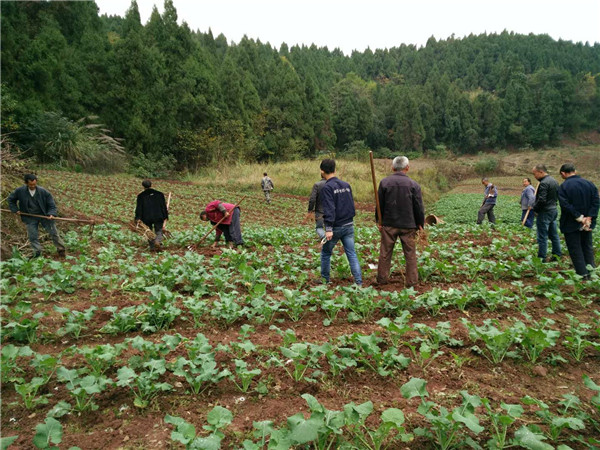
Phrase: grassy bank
[{"left": 182, "top": 157, "right": 463, "bottom": 205}]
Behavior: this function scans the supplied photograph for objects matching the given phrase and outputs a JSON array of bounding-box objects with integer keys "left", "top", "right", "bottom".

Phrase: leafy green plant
[
  {"left": 116, "top": 359, "right": 172, "bottom": 408},
  {"left": 522, "top": 395, "right": 585, "bottom": 442},
  {"left": 77, "top": 343, "right": 126, "bottom": 376},
  {"left": 15, "top": 376, "right": 51, "bottom": 409},
  {"left": 229, "top": 359, "right": 261, "bottom": 393},
  {"left": 54, "top": 305, "right": 97, "bottom": 339},
  {"left": 462, "top": 318, "right": 519, "bottom": 364},
  {"left": 56, "top": 367, "right": 113, "bottom": 412},
  {"left": 563, "top": 315, "right": 599, "bottom": 362},
  {"left": 480, "top": 398, "right": 523, "bottom": 449},
  {"left": 1, "top": 344, "right": 33, "bottom": 383},
  {"left": 513, "top": 318, "right": 560, "bottom": 364},
  {"left": 165, "top": 406, "right": 233, "bottom": 450}
]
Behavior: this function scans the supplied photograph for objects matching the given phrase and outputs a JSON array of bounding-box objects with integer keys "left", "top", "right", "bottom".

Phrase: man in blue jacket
[
  {"left": 558, "top": 163, "right": 599, "bottom": 278},
  {"left": 319, "top": 159, "right": 362, "bottom": 286},
  {"left": 8, "top": 174, "right": 66, "bottom": 258}
]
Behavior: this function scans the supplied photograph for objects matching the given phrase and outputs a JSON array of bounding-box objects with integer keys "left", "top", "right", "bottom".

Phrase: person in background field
[
  {"left": 135, "top": 179, "right": 169, "bottom": 251},
  {"left": 306, "top": 173, "right": 326, "bottom": 242},
  {"left": 558, "top": 163, "right": 599, "bottom": 279},
  {"left": 376, "top": 156, "right": 425, "bottom": 287},
  {"left": 261, "top": 172, "right": 274, "bottom": 204},
  {"left": 477, "top": 177, "right": 497, "bottom": 224},
  {"left": 532, "top": 164, "right": 562, "bottom": 262},
  {"left": 200, "top": 200, "right": 244, "bottom": 248},
  {"left": 520, "top": 177, "right": 536, "bottom": 228},
  {"left": 8, "top": 173, "right": 66, "bottom": 258},
  {"left": 319, "top": 158, "right": 363, "bottom": 286}
]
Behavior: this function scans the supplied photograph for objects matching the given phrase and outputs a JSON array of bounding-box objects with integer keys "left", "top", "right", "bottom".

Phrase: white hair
[{"left": 392, "top": 156, "right": 409, "bottom": 171}]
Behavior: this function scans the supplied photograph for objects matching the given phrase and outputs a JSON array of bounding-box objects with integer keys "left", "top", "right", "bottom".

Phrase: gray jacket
[
  {"left": 8, "top": 185, "right": 58, "bottom": 223},
  {"left": 308, "top": 179, "right": 326, "bottom": 226},
  {"left": 521, "top": 184, "right": 536, "bottom": 210}
]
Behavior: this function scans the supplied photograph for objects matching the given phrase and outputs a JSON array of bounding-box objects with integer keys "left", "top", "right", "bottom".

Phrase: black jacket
[
  {"left": 533, "top": 175, "right": 559, "bottom": 213},
  {"left": 378, "top": 172, "right": 425, "bottom": 229},
  {"left": 321, "top": 177, "right": 356, "bottom": 231},
  {"left": 8, "top": 185, "right": 58, "bottom": 223},
  {"left": 135, "top": 188, "right": 168, "bottom": 224},
  {"left": 558, "top": 175, "right": 599, "bottom": 233}
]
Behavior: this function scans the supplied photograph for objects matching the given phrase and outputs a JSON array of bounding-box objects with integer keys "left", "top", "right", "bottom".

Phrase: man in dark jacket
[
  {"left": 558, "top": 163, "right": 599, "bottom": 278},
  {"left": 306, "top": 174, "right": 326, "bottom": 241},
  {"left": 532, "top": 164, "right": 562, "bottom": 261},
  {"left": 135, "top": 180, "right": 169, "bottom": 251},
  {"left": 8, "top": 174, "right": 66, "bottom": 258},
  {"left": 376, "top": 156, "right": 425, "bottom": 287},
  {"left": 320, "top": 159, "right": 362, "bottom": 286}
]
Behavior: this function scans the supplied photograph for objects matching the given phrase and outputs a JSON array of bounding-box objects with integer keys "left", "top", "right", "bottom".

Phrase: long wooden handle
[
  {"left": 1, "top": 208, "right": 95, "bottom": 224},
  {"left": 369, "top": 151, "right": 382, "bottom": 226},
  {"left": 197, "top": 196, "right": 247, "bottom": 244}
]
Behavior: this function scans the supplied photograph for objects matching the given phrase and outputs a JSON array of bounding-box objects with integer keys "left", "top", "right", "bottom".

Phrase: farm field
[{"left": 1, "top": 169, "right": 599, "bottom": 450}]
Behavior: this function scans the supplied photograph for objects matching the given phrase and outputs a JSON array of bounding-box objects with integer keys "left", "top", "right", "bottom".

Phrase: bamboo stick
[
  {"left": 369, "top": 151, "right": 382, "bottom": 226},
  {"left": 0, "top": 208, "right": 95, "bottom": 224}
]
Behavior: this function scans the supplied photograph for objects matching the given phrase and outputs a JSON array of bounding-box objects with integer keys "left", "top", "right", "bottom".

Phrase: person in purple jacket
[{"left": 319, "top": 159, "right": 362, "bottom": 286}]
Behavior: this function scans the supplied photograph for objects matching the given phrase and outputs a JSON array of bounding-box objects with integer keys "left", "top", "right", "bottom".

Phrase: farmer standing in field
[
  {"left": 476, "top": 177, "right": 497, "bottom": 225},
  {"left": 319, "top": 158, "right": 363, "bottom": 286},
  {"left": 532, "top": 164, "right": 562, "bottom": 262},
  {"left": 8, "top": 173, "right": 66, "bottom": 258},
  {"left": 135, "top": 179, "right": 169, "bottom": 251},
  {"left": 200, "top": 200, "right": 244, "bottom": 248},
  {"left": 557, "top": 163, "right": 599, "bottom": 279},
  {"left": 261, "top": 172, "right": 274, "bottom": 204},
  {"left": 306, "top": 173, "right": 327, "bottom": 242},
  {"left": 520, "top": 177, "right": 536, "bottom": 228},
  {"left": 375, "top": 156, "right": 425, "bottom": 288}
]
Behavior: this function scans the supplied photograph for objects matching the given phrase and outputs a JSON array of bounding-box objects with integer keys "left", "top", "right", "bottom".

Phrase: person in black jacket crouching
[
  {"left": 135, "top": 180, "right": 169, "bottom": 251},
  {"left": 319, "top": 159, "right": 362, "bottom": 286},
  {"left": 558, "top": 163, "right": 599, "bottom": 279}
]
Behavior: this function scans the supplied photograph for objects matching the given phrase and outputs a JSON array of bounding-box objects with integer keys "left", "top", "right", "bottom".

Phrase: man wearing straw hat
[
  {"left": 376, "top": 156, "right": 424, "bottom": 287},
  {"left": 8, "top": 173, "right": 66, "bottom": 258}
]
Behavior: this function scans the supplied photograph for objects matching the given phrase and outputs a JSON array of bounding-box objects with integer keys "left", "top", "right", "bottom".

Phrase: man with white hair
[{"left": 376, "top": 156, "right": 425, "bottom": 287}]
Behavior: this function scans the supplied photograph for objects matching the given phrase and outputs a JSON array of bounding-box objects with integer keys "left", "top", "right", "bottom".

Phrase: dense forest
[{"left": 2, "top": 0, "right": 600, "bottom": 174}]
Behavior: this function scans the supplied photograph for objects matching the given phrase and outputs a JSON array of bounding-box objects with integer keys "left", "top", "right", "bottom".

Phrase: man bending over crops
[
  {"left": 376, "top": 156, "right": 424, "bottom": 287},
  {"left": 135, "top": 180, "right": 169, "bottom": 251},
  {"left": 8, "top": 174, "right": 66, "bottom": 258},
  {"left": 320, "top": 159, "right": 362, "bottom": 286},
  {"left": 477, "top": 177, "right": 497, "bottom": 225},
  {"left": 558, "top": 163, "right": 599, "bottom": 279},
  {"left": 200, "top": 200, "right": 244, "bottom": 248}
]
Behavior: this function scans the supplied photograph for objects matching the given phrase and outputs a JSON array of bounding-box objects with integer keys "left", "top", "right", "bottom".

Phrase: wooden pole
[
  {"left": 0, "top": 208, "right": 95, "bottom": 224},
  {"left": 197, "top": 196, "right": 247, "bottom": 245},
  {"left": 369, "top": 151, "right": 382, "bottom": 226},
  {"left": 521, "top": 182, "right": 539, "bottom": 226}
]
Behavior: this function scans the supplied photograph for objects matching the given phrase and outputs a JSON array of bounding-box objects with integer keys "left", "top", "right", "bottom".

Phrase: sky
[{"left": 96, "top": 0, "right": 600, "bottom": 55}]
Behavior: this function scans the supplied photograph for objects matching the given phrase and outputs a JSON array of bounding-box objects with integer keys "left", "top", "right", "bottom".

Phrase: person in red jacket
[{"left": 200, "top": 200, "right": 244, "bottom": 247}]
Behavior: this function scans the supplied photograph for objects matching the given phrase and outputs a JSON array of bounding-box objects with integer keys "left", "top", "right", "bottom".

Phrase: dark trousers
[
  {"left": 477, "top": 203, "right": 496, "bottom": 224},
  {"left": 377, "top": 226, "right": 418, "bottom": 287},
  {"left": 144, "top": 220, "right": 164, "bottom": 249},
  {"left": 563, "top": 230, "right": 595, "bottom": 276},
  {"left": 218, "top": 207, "right": 243, "bottom": 245}
]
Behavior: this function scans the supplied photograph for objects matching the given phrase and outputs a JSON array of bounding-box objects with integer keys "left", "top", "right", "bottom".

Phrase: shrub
[
  {"left": 128, "top": 152, "right": 176, "bottom": 179},
  {"left": 474, "top": 156, "right": 500, "bottom": 175}
]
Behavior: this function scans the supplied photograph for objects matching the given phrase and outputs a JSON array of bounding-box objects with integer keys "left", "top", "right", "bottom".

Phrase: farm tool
[
  {"left": 1, "top": 209, "right": 97, "bottom": 234},
  {"left": 187, "top": 195, "right": 247, "bottom": 251},
  {"left": 369, "top": 151, "right": 382, "bottom": 227},
  {"left": 162, "top": 192, "right": 173, "bottom": 239},
  {"left": 130, "top": 220, "right": 156, "bottom": 241}
]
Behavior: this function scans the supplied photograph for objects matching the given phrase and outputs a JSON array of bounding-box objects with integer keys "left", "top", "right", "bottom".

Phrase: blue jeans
[
  {"left": 536, "top": 210, "right": 561, "bottom": 259},
  {"left": 521, "top": 209, "right": 534, "bottom": 228},
  {"left": 321, "top": 225, "right": 362, "bottom": 285}
]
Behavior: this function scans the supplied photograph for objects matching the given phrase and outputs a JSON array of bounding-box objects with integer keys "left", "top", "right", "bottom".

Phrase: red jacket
[{"left": 204, "top": 200, "right": 235, "bottom": 225}]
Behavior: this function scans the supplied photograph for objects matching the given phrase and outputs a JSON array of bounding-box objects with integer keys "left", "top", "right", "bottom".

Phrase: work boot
[
  {"left": 58, "top": 249, "right": 66, "bottom": 258},
  {"left": 29, "top": 252, "right": 41, "bottom": 260}
]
